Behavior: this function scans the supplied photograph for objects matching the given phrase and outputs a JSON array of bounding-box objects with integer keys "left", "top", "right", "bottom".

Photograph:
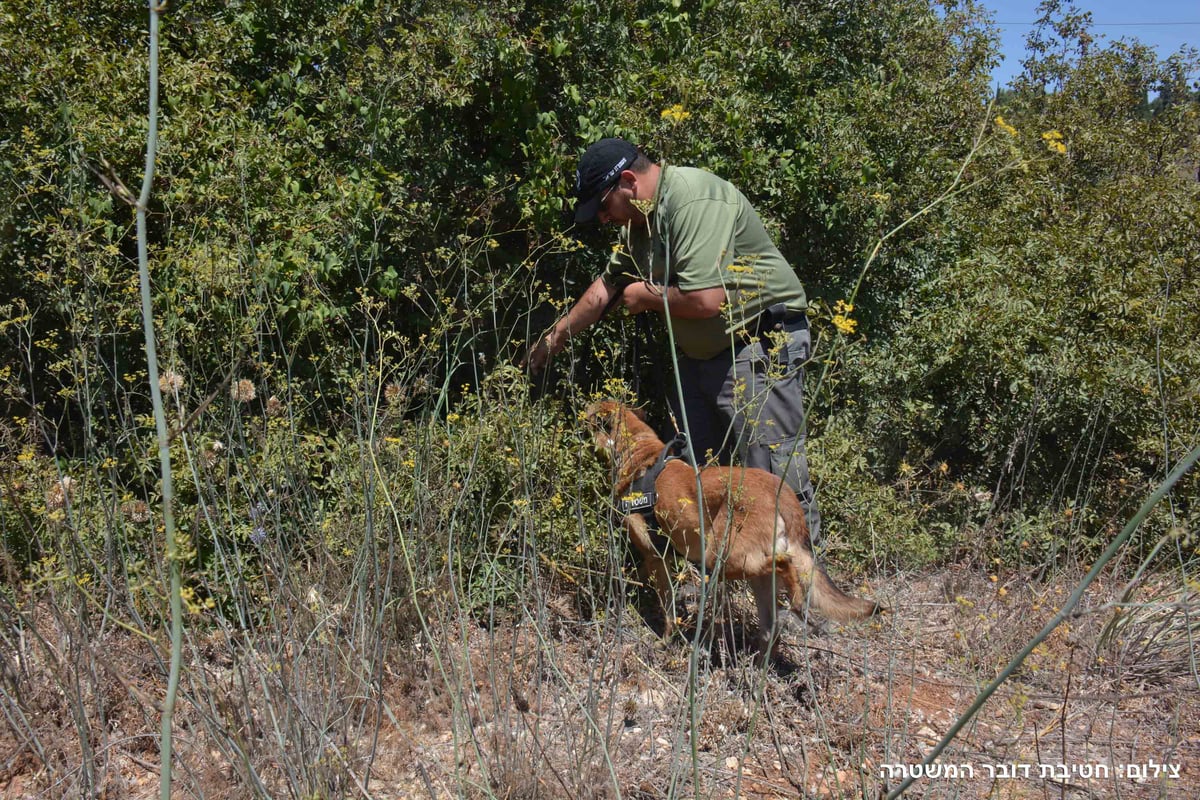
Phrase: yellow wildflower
[
  {"left": 994, "top": 116, "right": 1019, "bottom": 137},
  {"left": 660, "top": 104, "right": 691, "bottom": 124},
  {"left": 832, "top": 315, "right": 857, "bottom": 335},
  {"left": 831, "top": 300, "right": 857, "bottom": 335},
  {"left": 1041, "top": 130, "right": 1066, "bottom": 154}
]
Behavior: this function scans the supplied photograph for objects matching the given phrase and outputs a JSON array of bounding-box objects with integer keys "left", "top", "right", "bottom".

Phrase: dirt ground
[{"left": 2, "top": 567, "right": 1197, "bottom": 799}]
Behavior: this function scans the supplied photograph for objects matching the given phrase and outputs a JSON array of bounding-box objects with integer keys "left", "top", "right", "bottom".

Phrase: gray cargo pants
[{"left": 671, "top": 318, "right": 821, "bottom": 545}]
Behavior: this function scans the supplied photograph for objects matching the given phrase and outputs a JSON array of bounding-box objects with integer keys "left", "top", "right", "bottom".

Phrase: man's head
[{"left": 572, "top": 137, "right": 656, "bottom": 225}]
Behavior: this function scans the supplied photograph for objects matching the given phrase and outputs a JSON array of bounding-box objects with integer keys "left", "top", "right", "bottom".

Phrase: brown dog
[{"left": 586, "top": 400, "right": 880, "bottom": 646}]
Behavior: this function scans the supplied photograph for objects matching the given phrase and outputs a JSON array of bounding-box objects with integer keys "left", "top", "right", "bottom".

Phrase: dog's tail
[
  {"left": 810, "top": 562, "right": 882, "bottom": 622},
  {"left": 791, "top": 546, "right": 882, "bottom": 622}
]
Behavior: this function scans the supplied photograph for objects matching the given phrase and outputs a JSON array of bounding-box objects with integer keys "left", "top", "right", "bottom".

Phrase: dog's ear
[
  {"left": 631, "top": 405, "right": 648, "bottom": 422},
  {"left": 582, "top": 400, "right": 616, "bottom": 429}
]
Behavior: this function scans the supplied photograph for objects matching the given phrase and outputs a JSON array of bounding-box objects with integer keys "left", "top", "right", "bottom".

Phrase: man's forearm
[
  {"left": 544, "top": 278, "right": 616, "bottom": 353},
  {"left": 623, "top": 282, "right": 724, "bottom": 319}
]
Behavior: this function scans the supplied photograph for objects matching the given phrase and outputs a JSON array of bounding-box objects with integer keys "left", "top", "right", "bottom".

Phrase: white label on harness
[{"left": 619, "top": 492, "right": 656, "bottom": 514}]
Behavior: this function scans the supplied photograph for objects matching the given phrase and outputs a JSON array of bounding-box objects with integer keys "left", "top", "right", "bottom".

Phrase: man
[{"left": 526, "top": 137, "right": 822, "bottom": 543}]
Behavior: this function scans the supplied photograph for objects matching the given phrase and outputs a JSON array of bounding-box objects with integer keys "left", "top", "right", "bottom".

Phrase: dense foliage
[{"left": 2, "top": 0, "right": 1198, "bottom": 601}]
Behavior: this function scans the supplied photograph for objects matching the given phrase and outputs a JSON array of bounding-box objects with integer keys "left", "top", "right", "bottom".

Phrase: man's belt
[{"left": 751, "top": 303, "right": 808, "bottom": 338}]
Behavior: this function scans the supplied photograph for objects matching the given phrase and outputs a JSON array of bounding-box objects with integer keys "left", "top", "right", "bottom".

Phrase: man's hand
[
  {"left": 522, "top": 277, "right": 620, "bottom": 374},
  {"left": 523, "top": 331, "right": 558, "bottom": 374}
]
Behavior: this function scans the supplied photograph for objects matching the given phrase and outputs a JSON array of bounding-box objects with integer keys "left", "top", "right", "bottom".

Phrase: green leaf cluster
[{"left": 1, "top": 0, "right": 1197, "bottom": 586}]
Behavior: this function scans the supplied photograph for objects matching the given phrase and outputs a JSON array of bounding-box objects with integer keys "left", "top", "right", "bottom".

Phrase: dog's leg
[
  {"left": 623, "top": 514, "right": 677, "bottom": 638},
  {"left": 778, "top": 552, "right": 808, "bottom": 612},
  {"left": 779, "top": 549, "right": 831, "bottom": 636},
  {"left": 748, "top": 575, "right": 781, "bottom": 654}
]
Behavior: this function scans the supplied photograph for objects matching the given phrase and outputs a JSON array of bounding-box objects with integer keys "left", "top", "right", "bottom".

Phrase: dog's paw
[
  {"left": 674, "top": 582, "right": 700, "bottom": 614},
  {"left": 780, "top": 610, "right": 827, "bottom": 638}
]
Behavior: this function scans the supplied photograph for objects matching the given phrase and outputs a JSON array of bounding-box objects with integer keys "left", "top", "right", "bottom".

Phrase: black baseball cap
[{"left": 572, "top": 137, "right": 639, "bottom": 223}]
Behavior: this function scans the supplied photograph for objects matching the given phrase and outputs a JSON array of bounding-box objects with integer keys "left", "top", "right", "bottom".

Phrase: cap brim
[{"left": 573, "top": 193, "right": 603, "bottom": 224}]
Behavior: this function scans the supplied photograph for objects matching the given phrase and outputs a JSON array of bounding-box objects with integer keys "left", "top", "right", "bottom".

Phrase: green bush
[{"left": 1, "top": 0, "right": 1196, "bottom": 593}]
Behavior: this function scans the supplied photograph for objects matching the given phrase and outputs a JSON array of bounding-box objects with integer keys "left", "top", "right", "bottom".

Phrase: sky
[{"left": 982, "top": 0, "right": 1200, "bottom": 87}]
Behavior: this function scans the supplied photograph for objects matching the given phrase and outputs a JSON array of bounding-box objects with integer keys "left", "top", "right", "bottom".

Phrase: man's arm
[
  {"left": 620, "top": 282, "right": 724, "bottom": 319},
  {"left": 525, "top": 276, "right": 622, "bottom": 373}
]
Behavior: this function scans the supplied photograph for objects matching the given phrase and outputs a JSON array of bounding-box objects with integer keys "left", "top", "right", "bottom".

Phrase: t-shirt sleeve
[{"left": 664, "top": 198, "right": 737, "bottom": 291}]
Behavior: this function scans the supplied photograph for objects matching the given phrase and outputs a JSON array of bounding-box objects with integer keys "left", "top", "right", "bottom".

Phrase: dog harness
[{"left": 617, "top": 431, "right": 690, "bottom": 521}]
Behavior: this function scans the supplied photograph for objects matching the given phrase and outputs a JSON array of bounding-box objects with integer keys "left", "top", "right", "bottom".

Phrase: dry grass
[{"left": 2, "top": 564, "right": 1197, "bottom": 799}]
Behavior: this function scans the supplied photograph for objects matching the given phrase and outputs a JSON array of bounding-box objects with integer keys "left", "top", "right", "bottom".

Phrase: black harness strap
[{"left": 617, "top": 431, "right": 689, "bottom": 521}]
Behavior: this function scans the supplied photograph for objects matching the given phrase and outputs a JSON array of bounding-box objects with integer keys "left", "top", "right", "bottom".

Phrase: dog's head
[{"left": 582, "top": 400, "right": 645, "bottom": 459}]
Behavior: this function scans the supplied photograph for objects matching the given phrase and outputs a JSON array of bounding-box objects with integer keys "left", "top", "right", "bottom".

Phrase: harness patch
[
  {"left": 617, "top": 431, "right": 689, "bottom": 521},
  {"left": 618, "top": 490, "right": 656, "bottom": 515}
]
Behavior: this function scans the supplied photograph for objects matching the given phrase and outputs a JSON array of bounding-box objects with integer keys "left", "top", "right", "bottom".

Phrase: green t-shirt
[{"left": 603, "top": 165, "right": 807, "bottom": 360}]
